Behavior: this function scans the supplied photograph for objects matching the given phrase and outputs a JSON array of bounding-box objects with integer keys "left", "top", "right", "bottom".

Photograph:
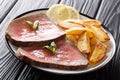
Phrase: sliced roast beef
[
  {"left": 6, "top": 13, "right": 65, "bottom": 47},
  {"left": 16, "top": 40, "right": 88, "bottom": 70}
]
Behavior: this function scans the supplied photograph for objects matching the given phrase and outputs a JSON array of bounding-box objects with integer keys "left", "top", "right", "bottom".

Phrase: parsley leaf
[
  {"left": 26, "top": 20, "right": 40, "bottom": 29},
  {"left": 44, "top": 41, "right": 57, "bottom": 53},
  {"left": 33, "top": 20, "right": 40, "bottom": 29}
]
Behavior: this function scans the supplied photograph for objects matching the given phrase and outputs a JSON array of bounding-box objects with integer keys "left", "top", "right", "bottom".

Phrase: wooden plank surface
[
  {"left": 0, "top": 0, "right": 120, "bottom": 80},
  {"left": 0, "top": 0, "right": 17, "bottom": 23}
]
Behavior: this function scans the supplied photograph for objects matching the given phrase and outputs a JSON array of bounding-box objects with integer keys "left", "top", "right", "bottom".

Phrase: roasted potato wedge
[
  {"left": 66, "top": 27, "right": 87, "bottom": 35},
  {"left": 90, "top": 37, "right": 98, "bottom": 52},
  {"left": 66, "top": 27, "right": 94, "bottom": 39},
  {"left": 77, "top": 32, "right": 91, "bottom": 54},
  {"left": 84, "top": 23, "right": 110, "bottom": 42},
  {"left": 57, "top": 19, "right": 84, "bottom": 30},
  {"left": 83, "top": 19, "right": 101, "bottom": 27},
  {"left": 86, "top": 29, "right": 94, "bottom": 39},
  {"left": 90, "top": 26, "right": 110, "bottom": 42},
  {"left": 66, "top": 35, "right": 78, "bottom": 46},
  {"left": 89, "top": 38, "right": 107, "bottom": 64}
]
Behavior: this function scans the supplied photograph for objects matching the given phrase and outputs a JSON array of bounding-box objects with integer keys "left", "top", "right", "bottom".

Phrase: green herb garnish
[
  {"left": 33, "top": 20, "right": 40, "bottom": 29},
  {"left": 44, "top": 41, "right": 57, "bottom": 53},
  {"left": 26, "top": 20, "right": 40, "bottom": 29}
]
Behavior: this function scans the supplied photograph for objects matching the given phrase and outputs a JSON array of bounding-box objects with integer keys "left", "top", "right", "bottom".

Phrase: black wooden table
[{"left": 0, "top": 0, "right": 120, "bottom": 80}]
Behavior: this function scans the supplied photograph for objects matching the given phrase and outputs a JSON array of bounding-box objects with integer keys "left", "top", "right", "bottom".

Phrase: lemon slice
[
  {"left": 46, "top": 4, "right": 71, "bottom": 22},
  {"left": 67, "top": 6, "right": 80, "bottom": 19}
]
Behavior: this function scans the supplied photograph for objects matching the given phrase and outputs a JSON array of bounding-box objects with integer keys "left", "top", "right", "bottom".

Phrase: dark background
[{"left": 0, "top": 0, "right": 120, "bottom": 80}]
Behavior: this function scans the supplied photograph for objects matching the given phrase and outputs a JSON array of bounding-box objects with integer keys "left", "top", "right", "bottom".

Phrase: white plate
[{"left": 5, "top": 9, "right": 116, "bottom": 74}]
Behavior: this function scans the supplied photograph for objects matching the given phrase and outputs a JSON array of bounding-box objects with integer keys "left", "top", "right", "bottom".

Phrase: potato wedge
[
  {"left": 86, "top": 29, "right": 94, "bottom": 39},
  {"left": 66, "top": 27, "right": 87, "bottom": 35},
  {"left": 90, "top": 37, "right": 98, "bottom": 52},
  {"left": 66, "top": 35, "right": 78, "bottom": 46},
  {"left": 83, "top": 19, "right": 101, "bottom": 27},
  {"left": 90, "top": 37, "right": 107, "bottom": 52},
  {"left": 63, "top": 19, "right": 83, "bottom": 25},
  {"left": 84, "top": 23, "right": 110, "bottom": 42},
  {"left": 90, "top": 26, "right": 110, "bottom": 42},
  {"left": 89, "top": 38, "right": 107, "bottom": 64},
  {"left": 77, "top": 32, "right": 91, "bottom": 54},
  {"left": 57, "top": 19, "right": 84, "bottom": 30}
]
